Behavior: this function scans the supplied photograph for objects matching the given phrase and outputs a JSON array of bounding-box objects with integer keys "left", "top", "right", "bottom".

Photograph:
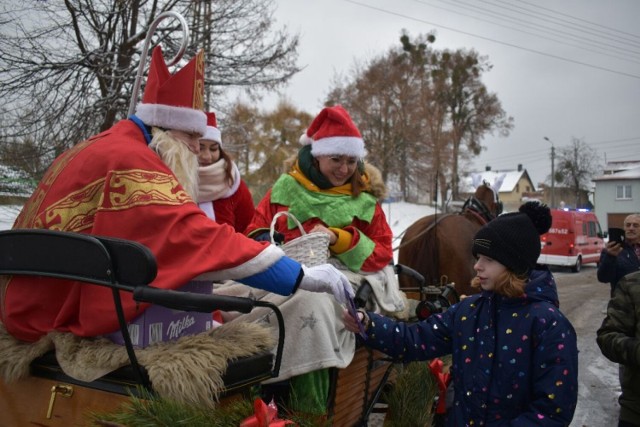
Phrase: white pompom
[{"left": 299, "top": 133, "right": 313, "bottom": 145}]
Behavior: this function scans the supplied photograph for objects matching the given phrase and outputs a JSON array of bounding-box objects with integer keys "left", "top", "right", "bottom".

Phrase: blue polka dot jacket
[{"left": 364, "top": 267, "right": 578, "bottom": 426}]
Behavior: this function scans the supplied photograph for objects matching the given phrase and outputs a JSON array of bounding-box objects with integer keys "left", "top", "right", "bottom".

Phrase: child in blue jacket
[{"left": 345, "top": 201, "right": 578, "bottom": 426}]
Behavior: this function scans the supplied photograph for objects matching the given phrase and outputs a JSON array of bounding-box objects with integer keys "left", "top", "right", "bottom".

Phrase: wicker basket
[{"left": 270, "top": 211, "right": 330, "bottom": 267}]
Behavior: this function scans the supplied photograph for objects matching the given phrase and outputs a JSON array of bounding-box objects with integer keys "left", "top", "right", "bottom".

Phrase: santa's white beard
[{"left": 149, "top": 130, "right": 199, "bottom": 201}]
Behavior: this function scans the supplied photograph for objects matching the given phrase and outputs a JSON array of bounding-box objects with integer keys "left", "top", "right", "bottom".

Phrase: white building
[{"left": 592, "top": 161, "right": 640, "bottom": 229}]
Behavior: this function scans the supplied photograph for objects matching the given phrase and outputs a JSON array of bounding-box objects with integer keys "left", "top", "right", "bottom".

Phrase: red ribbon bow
[
  {"left": 239, "top": 398, "right": 296, "bottom": 427},
  {"left": 428, "top": 358, "right": 451, "bottom": 415}
]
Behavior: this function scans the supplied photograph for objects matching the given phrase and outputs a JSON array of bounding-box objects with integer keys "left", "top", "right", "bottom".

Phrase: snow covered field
[
  {"left": 0, "top": 205, "right": 21, "bottom": 231},
  {"left": 0, "top": 201, "right": 436, "bottom": 241}
]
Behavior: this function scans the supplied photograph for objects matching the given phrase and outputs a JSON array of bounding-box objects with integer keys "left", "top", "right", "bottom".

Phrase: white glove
[{"left": 298, "top": 264, "right": 355, "bottom": 305}]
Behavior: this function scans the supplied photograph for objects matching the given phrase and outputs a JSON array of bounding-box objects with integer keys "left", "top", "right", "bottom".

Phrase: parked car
[{"left": 538, "top": 209, "right": 605, "bottom": 272}]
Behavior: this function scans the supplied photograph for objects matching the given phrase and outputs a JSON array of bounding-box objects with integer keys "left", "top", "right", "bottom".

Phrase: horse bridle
[
  {"left": 461, "top": 195, "right": 502, "bottom": 223},
  {"left": 393, "top": 187, "right": 502, "bottom": 251}
]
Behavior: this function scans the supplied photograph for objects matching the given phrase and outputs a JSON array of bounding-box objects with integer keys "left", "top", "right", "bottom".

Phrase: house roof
[
  {"left": 460, "top": 169, "right": 536, "bottom": 193},
  {"left": 602, "top": 160, "right": 640, "bottom": 173},
  {"left": 593, "top": 165, "right": 640, "bottom": 181}
]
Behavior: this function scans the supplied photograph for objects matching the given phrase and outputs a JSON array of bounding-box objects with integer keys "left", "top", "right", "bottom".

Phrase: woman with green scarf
[{"left": 245, "top": 105, "right": 396, "bottom": 418}]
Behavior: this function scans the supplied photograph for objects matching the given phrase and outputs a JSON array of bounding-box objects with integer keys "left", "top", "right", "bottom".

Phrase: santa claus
[{"left": 1, "top": 46, "right": 352, "bottom": 342}]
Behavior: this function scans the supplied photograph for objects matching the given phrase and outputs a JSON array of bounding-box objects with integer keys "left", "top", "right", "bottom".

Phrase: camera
[
  {"left": 608, "top": 227, "right": 625, "bottom": 244},
  {"left": 416, "top": 284, "right": 459, "bottom": 320}
]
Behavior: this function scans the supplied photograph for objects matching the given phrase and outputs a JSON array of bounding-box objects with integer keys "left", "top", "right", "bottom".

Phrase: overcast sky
[{"left": 264, "top": 0, "right": 640, "bottom": 187}]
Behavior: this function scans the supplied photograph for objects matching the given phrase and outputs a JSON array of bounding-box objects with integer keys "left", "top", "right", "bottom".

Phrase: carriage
[
  {"left": 0, "top": 11, "right": 504, "bottom": 424},
  {"left": 0, "top": 227, "right": 434, "bottom": 426},
  {"left": 0, "top": 191, "right": 498, "bottom": 426},
  {"left": 0, "top": 184, "right": 499, "bottom": 426}
]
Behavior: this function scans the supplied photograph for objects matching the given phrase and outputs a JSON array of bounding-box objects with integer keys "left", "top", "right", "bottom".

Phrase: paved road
[
  {"left": 552, "top": 265, "right": 620, "bottom": 427},
  {"left": 368, "top": 264, "right": 620, "bottom": 426}
]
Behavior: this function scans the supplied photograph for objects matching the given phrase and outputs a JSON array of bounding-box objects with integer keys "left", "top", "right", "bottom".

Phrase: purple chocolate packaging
[{"left": 106, "top": 280, "right": 214, "bottom": 348}]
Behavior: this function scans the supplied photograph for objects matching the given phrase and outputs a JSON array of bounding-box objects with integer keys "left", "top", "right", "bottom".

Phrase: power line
[
  {"left": 415, "top": 0, "right": 640, "bottom": 65},
  {"left": 478, "top": 137, "right": 640, "bottom": 176},
  {"left": 433, "top": 0, "right": 640, "bottom": 60},
  {"left": 344, "top": 0, "right": 640, "bottom": 80},
  {"left": 485, "top": 0, "right": 640, "bottom": 51},
  {"left": 587, "top": 136, "right": 640, "bottom": 147},
  {"left": 511, "top": 0, "right": 640, "bottom": 43}
]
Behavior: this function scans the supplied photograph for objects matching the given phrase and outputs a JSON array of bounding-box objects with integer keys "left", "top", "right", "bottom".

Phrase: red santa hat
[
  {"left": 201, "top": 112, "right": 222, "bottom": 145},
  {"left": 299, "top": 105, "right": 365, "bottom": 158},
  {"left": 135, "top": 46, "right": 207, "bottom": 136}
]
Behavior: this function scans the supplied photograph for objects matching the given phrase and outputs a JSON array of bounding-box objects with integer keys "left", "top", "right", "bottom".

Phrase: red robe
[{"left": 1, "top": 120, "right": 292, "bottom": 342}]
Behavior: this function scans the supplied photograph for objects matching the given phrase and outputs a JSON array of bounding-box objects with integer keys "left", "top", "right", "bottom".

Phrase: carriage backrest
[{"left": 0, "top": 229, "right": 157, "bottom": 290}]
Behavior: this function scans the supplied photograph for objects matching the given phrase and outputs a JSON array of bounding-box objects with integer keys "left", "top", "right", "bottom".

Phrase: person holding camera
[
  {"left": 345, "top": 201, "right": 579, "bottom": 426},
  {"left": 597, "top": 213, "right": 640, "bottom": 404},
  {"left": 597, "top": 269, "right": 640, "bottom": 427},
  {"left": 597, "top": 213, "right": 640, "bottom": 297}
]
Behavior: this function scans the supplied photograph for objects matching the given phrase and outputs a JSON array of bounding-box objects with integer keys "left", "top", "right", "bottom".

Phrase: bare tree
[
  {"left": 0, "top": 0, "right": 300, "bottom": 179},
  {"left": 224, "top": 100, "right": 311, "bottom": 203},
  {"left": 324, "top": 33, "right": 438, "bottom": 203},
  {"left": 427, "top": 47, "right": 513, "bottom": 201},
  {"left": 555, "top": 137, "right": 601, "bottom": 208},
  {"left": 325, "top": 32, "right": 512, "bottom": 206}
]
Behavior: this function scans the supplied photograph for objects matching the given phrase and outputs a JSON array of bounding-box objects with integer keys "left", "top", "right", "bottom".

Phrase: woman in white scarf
[{"left": 197, "top": 112, "right": 255, "bottom": 233}]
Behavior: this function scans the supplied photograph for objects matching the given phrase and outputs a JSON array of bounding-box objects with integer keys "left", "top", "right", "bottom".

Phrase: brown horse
[{"left": 397, "top": 181, "right": 503, "bottom": 298}]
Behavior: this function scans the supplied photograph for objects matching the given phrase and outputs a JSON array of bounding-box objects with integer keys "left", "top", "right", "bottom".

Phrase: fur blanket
[{"left": 0, "top": 321, "right": 274, "bottom": 408}]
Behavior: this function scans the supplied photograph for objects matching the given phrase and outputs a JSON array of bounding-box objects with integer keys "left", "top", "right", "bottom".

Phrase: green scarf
[
  {"left": 271, "top": 174, "right": 376, "bottom": 228},
  {"left": 297, "top": 145, "right": 333, "bottom": 189}
]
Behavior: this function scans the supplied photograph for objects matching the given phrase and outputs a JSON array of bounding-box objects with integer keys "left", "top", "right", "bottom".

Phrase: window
[{"left": 616, "top": 185, "right": 632, "bottom": 200}]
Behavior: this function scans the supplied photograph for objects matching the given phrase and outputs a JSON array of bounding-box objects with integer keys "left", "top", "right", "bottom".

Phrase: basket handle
[{"left": 270, "top": 211, "right": 306, "bottom": 244}]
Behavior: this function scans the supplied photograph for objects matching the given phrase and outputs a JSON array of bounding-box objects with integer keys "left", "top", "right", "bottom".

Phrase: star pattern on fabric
[
  {"left": 262, "top": 314, "right": 271, "bottom": 325},
  {"left": 299, "top": 311, "right": 317, "bottom": 330}
]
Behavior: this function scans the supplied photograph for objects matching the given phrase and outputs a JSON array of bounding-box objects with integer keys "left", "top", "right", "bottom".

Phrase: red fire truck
[{"left": 538, "top": 209, "right": 605, "bottom": 273}]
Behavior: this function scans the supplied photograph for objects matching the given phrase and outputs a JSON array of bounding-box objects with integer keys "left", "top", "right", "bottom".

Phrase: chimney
[
  {"left": 517, "top": 164, "right": 522, "bottom": 172},
  {"left": 485, "top": 165, "right": 491, "bottom": 171}
]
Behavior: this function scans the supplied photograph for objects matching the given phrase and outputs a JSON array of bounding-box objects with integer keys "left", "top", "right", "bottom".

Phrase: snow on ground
[
  {"left": 0, "top": 200, "right": 435, "bottom": 266},
  {"left": 0, "top": 205, "right": 21, "bottom": 230},
  {"left": 381, "top": 201, "right": 436, "bottom": 262},
  {"left": 0, "top": 202, "right": 437, "bottom": 239}
]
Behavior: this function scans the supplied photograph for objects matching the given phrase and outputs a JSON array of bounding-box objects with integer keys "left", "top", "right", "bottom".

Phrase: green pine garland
[
  {"left": 88, "top": 386, "right": 332, "bottom": 427},
  {"left": 89, "top": 388, "right": 253, "bottom": 427},
  {"left": 383, "top": 357, "right": 449, "bottom": 427}
]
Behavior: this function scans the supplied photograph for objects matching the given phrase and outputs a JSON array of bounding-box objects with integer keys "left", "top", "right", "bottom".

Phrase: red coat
[
  {"left": 2, "top": 120, "right": 293, "bottom": 342},
  {"left": 199, "top": 180, "right": 254, "bottom": 233},
  {"left": 247, "top": 172, "right": 392, "bottom": 272}
]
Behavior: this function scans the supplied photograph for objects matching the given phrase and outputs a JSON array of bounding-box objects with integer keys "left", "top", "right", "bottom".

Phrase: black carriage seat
[{"left": 0, "top": 228, "right": 284, "bottom": 399}]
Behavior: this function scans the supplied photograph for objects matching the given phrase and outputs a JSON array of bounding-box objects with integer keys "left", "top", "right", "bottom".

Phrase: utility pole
[{"left": 544, "top": 137, "right": 555, "bottom": 208}]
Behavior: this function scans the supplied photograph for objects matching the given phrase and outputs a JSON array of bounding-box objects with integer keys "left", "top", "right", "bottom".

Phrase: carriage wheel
[{"left": 571, "top": 256, "right": 582, "bottom": 273}]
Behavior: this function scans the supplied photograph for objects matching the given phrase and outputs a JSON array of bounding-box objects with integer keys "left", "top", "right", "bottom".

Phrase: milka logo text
[{"left": 167, "top": 315, "right": 196, "bottom": 339}]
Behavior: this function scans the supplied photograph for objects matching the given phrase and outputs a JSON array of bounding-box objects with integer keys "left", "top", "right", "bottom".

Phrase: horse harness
[
  {"left": 395, "top": 195, "right": 498, "bottom": 251},
  {"left": 461, "top": 196, "right": 500, "bottom": 224}
]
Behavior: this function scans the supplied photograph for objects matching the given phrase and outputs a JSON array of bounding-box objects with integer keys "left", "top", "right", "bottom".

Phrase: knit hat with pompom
[{"left": 472, "top": 201, "right": 552, "bottom": 275}]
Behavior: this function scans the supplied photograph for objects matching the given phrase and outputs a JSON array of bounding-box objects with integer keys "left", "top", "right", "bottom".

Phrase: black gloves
[{"left": 252, "top": 231, "right": 285, "bottom": 244}]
